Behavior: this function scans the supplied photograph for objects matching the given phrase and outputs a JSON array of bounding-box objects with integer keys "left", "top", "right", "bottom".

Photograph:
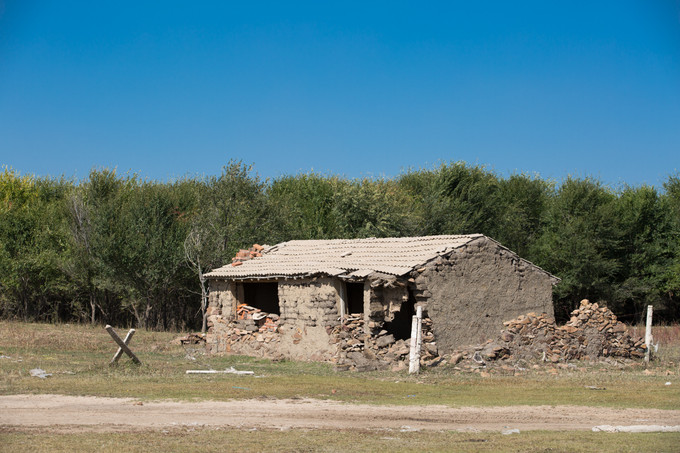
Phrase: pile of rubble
[
  {"left": 449, "top": 299, "right": 646, "bottom": 370},
  {"left": 330, "top": 314, "right": 441, "bottom": 371},
  {"left": 178, "top": 333, "right": 206, "bottom": 345},
  {"left": 172, "top": 333, "right": 206, "bottom": 346},
  {"left": 211, "top": 304, "right": 281, "bottom": 352},
  {"left": 231, "top": 244, "right": 264, "bottom": 267}
]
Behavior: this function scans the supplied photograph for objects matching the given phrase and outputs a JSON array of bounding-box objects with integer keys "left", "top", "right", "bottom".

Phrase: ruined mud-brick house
[{"left": 204, "top": 235, "right": 559, "bottom": 371}]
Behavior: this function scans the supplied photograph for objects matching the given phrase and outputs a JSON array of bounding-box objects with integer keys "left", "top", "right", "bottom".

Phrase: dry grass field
[{"left": 1, "top": 321, "right": 679, "bottom": 452}]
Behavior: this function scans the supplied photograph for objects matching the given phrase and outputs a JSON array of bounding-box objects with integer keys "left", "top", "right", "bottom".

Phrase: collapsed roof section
[{"left": 204, "top": 234, "right": 558, "bottom": 282}]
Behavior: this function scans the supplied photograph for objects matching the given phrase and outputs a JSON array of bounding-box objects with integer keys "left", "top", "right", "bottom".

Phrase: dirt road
[{"left": 2, "top": 394, "right": 679, "bottom": 433}]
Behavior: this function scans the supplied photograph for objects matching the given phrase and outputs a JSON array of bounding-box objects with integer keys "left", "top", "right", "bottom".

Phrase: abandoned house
[{"left": 204, "top": 234, "right": 559, "bottom": 371}]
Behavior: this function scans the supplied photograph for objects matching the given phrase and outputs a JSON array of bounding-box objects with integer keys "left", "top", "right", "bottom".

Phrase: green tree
[
  {"left": 185, "top": 162, "right": 270, "bottom": 331},
  {"left": 613, "top": 185, "right": 671, "bottom": 320},
  {"left": 494, "top": 174, "right": 552, "bottom": 260},
  {"left": 267, "top": 173, "right": 343, "bottom": 240},
  {"left": 662, "top": 174, "right": 680, "bottom": 319},
  {"left": 332, "top": 178, "right": 414, "bottom": 238},
  {"left": 533, "top": 177, "right": 621, "bottom": 320},
  {"left": 0, "top": 168, "right": 71, "bottom": 321},
  {"left": 398, "top": 163, "right": 503, "bottom": 237}
]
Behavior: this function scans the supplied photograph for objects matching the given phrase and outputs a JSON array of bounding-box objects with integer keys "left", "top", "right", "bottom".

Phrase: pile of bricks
[
  {"left": 235, "top": 303, "right": 280, "bottom": 334},
  {"left": 449, "top": 299, "right": 646, "bottom": 370},
  {"left": 209, "top": 304, "right": 282, "bottom": 351},
  {"left": 231, "top": 244, "right": 264, "bottom": 266}
]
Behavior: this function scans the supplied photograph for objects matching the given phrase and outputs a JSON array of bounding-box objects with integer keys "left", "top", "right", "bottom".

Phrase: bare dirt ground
[{"left": 2, "top": 394, "right": 680, "bottom": 433}]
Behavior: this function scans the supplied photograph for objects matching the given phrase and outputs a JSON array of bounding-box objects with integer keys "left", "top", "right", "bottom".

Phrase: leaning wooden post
[
  {"left": 409, "top": 306, "right": 423, "bottom": 374},
  {"left": 106, "top": 325, "right": 141, "bottom": 365},
  {"left": 645, "top": 305, "right": 653, "bottom": 363}
]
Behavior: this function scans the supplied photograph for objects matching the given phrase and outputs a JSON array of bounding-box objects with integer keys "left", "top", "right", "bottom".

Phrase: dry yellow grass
[
  {"left": 1, "top": 321, "right": 678, "bottom": 409},
  {"left": 3, "top": 427, "right": 680, "bottom": 453}
]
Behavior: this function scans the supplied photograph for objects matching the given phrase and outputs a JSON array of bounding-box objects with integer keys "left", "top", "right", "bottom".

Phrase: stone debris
[
  {"left": 330, "top": 313, "right": 441, "bottom": 372},
  {"left": 178, "top": 333, "right": 206, "bottom": 345},
  {"left": 448, "top": 299, "right": 646, "bottom": 371},
  {"left": 208, "top": 303, "right": 281, "bottom": 354}
]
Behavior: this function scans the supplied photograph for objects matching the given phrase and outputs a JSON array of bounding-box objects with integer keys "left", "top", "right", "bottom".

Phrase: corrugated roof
[{"left": 205, "top": 234, "right": 484, "bottom": 279}]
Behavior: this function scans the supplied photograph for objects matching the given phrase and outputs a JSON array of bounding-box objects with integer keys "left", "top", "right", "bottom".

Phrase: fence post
[
  {"left": 644, "top": 305, "right": 653, "bottom": 363},
  {"left": 409, "top": 306, "right": 423, "bottom": 374}
]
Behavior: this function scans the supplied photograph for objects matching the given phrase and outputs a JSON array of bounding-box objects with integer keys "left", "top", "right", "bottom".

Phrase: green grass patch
[{"left": 1, "top": 321, "right": 679, "bottom": 409}]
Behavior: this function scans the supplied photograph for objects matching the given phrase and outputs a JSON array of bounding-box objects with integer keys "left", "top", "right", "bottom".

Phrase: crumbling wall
[
  {"left": 331, "top": 314, "right": 440, "bottom": 372},
  {"left": 417, "top": 237, "right": 555, "bottom": 355},
  {"left": 206, "top": 279, "right": 237, "bottom": 319},
  {"left": 364, "top": 275, "right": 409, "bottom": 333},
  {"left": 206, "top": 277, "right": 342, "bottom": 361}
]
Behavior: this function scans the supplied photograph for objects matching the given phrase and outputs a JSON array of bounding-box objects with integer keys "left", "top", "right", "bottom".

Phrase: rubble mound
[
  {"left": 331, "top": 315, "right": 441, "bottom": 372},
  {"left": 455, "top": 299, "right": 646, "bottom": 368},
  {"left": 207, "top": 303, "right": 282, "bottom": 355},
  {"left": 177, "top": 333, "right": 206, "bottom": 345}
]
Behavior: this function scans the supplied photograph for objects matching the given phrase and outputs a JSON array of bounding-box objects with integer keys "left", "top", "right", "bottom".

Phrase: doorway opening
[
  {"left": 383, "top": 289, "right": 416, "bottom": 340},
  {"left": 345, "top": 282, "right": 364, "bottom": 315}
]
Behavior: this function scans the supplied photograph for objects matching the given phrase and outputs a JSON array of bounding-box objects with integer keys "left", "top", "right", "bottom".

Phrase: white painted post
[
  {"left": 340, "top": 283, "right": 347, "bottom": 323},
  {"left": 645, "top": 305, "right": 653, "bottom": 363},
  {"left": 409, "top": 306, "right": 423, "bottom": 374},
  {"left": 415, "top": 305, "right": 423, "bottom": 364}
]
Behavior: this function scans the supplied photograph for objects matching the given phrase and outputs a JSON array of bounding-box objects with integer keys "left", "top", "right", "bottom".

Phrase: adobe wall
[
  {"left": 415, "top": 237, "right": 555, "bottom": 355},
  {"left": 205, "top": 279, "right": 237, "bottom": 319},
  {"left": 275, "top": 277, "right": 341, "bottom": 361},
  {"left": 205, "top": 277, "right": 341, "bottom": 361}
]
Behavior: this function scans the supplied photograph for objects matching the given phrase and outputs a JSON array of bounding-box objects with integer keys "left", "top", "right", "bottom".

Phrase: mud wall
[
  {"left": 206, "top": 279, "right": 237, "bottom": 319},
  {"left": 416, "top": 237, "right": 555, "bottom": 354},
  {"left": 275, "top": 277, "right": 341, "bottom": 361},
  {"left": 279, "top": 278, "right": 341, "bottom": 329},
  {"left": 205, "top": 277, "right": 342, "bottom": 361}
]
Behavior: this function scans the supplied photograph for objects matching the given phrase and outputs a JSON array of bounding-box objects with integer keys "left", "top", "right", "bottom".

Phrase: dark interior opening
[
  {"left": 346, "top": 282, "right": 364, "bottom": 314},
  {"left": 242, "top": 282, "right": 280, "bottom": 315},
  {"left": 383, "top": 289, "right": 416, "bottom": 340}
]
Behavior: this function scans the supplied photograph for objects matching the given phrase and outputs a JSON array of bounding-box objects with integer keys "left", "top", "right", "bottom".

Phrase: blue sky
[{"left": 1, "top": 1, "right": 679, "bottom": 188}]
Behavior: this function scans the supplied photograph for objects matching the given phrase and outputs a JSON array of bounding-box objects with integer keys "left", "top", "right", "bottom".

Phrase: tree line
[{"left": 1, "top": 162, "right": 679, "bottom": 330}]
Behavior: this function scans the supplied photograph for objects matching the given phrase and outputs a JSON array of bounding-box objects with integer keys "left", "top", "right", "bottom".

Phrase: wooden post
[
  {"left": 111, "top": 328, "right": 136, "bottom": 364},
  {"left": 645, "top": 305, "right": 653, "bottom": 363},
  {"left": 106, "top": 325, "right": 141, "bottom": 365},
  {"left": 409, "top": 305, "right": 423, "bottom": 374}
]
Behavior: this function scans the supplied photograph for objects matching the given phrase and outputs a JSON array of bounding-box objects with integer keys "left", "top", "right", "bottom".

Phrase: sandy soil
[{"left": 2, "top": 394, "right": 680, "bottom": 433}]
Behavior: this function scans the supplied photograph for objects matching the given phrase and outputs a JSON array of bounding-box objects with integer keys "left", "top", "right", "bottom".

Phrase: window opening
[{"left": 242, "top": 282, "right": 280, "bottom": 315}]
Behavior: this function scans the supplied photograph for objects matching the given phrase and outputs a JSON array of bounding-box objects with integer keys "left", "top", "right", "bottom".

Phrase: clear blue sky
[{"left": 1, "top": 1, "right": 679, "bottom": 187}]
